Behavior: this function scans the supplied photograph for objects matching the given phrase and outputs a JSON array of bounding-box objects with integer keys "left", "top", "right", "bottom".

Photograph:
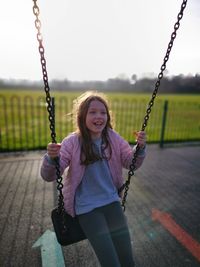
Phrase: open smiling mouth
[{"left": 93, "top": 122, "right": 104, "bottom": 127}]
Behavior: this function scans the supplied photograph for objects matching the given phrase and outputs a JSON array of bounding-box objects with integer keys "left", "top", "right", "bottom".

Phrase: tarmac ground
[{"left": 0, "top": 145, "right": 200, "bottom": 267}]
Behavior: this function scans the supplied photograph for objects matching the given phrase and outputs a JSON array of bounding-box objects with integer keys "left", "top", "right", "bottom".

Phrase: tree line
[{"left": 1, "top": 74, "right": 200, "bottom": 93}]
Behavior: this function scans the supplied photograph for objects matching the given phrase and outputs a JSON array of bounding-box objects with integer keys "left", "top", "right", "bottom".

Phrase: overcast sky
[{"left": 1, "top": 0, "right": 200, "bottom": 81}]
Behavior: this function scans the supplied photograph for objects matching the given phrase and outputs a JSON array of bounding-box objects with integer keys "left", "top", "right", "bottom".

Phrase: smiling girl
[{"left": 41, "top": 91, "right": 146, "bottom": 267}]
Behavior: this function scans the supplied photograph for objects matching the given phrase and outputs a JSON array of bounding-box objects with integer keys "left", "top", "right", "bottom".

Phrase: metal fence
[{"left": 0, "top": 94, "right": 200, "bottom": 152}]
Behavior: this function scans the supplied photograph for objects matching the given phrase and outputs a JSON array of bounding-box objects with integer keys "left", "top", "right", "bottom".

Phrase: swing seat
[{"left": 51, "top": 207, "right": 86, "bottom": 246}]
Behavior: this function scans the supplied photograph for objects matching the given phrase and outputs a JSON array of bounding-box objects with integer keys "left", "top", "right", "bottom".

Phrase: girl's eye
[{"left": 88, "top": 110, "right": 107, "bottom": 115}]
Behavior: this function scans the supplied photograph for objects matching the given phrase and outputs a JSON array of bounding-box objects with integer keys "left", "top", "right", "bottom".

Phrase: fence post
[
  {"left": 160, "top": 100, "right": 168, "bottom": 148},
  {"left": 51, "top": 97, "right": 55, "bottom": 134}
]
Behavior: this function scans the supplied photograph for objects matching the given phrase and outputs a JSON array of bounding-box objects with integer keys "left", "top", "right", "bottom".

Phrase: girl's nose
[{"left": 96, "top": 113, "right": 103, "bottom": 118}]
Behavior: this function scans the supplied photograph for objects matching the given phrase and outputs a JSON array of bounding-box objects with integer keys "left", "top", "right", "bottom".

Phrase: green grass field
[
  {"left": 1, "top": 88, "right": 200, "bottom": 100},
  {"left": 0, "top": 89, "right": 200, "bottom": 151}
]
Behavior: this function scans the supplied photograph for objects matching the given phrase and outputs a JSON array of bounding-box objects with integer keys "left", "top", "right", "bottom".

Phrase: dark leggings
[{"left": 77, "top": 202, "right": 135, "bottom": 267}]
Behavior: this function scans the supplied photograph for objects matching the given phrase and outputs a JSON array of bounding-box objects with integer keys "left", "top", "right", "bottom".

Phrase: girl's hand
[
  {"left": 47, "top": 143, "right": 61, "bottom": 159},
  {"left": 134, "top": 131, "right": 146, "bottom": 148}
]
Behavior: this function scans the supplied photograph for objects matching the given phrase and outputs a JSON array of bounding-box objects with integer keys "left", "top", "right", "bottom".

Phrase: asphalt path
[{"left": 0, "top": 145, "right": 200, "bottom": 267}]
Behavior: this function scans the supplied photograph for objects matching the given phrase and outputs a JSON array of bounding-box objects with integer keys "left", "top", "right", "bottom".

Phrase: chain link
[{"left": 121, "top": 0, "right": 188, "bottom": 211}]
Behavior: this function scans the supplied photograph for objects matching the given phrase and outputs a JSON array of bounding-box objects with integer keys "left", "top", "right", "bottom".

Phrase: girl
[{"left": 41, "top": 91, "right": 146, "bottom": 267}]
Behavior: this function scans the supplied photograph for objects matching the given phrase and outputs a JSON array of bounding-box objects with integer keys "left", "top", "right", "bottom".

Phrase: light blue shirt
[{"left": 75, "top": 138, "right": 120, "bottom": 215}]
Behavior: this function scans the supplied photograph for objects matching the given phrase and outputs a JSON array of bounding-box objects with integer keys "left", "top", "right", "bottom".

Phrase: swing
[{"left": 32, "top": 0, "right": 188, "bottom": 246}]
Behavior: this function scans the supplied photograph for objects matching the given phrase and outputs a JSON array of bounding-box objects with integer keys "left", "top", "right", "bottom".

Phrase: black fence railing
[{"left": 0, "top": 95, "right": 200, "bottom": 152}]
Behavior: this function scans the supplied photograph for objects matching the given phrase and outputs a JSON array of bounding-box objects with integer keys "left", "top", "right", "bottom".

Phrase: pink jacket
[{"left": 40, "top": 129, "right": 146, "bottom": 217}]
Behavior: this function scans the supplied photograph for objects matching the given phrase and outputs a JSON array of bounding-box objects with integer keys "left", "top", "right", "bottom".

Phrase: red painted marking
[{"left": 152, "top": 208, "right": 200, "bottom": 262}]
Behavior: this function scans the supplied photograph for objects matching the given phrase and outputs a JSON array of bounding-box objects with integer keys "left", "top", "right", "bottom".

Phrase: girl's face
[{"left": 86, "top": 100, "right": 108, "bottom": 139}]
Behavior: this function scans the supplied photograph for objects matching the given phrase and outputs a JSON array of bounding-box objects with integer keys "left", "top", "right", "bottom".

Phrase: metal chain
[
  {"left": 121, "top": 0, "right": 188, "bottom": 211},
  {"left": 32, "top": 0, "right": 65, "bottom": 214}
]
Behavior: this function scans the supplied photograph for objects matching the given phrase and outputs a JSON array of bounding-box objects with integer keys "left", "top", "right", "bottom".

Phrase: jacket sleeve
[{"left": 40, "top": 135, "right": 74, "bottom": 182}]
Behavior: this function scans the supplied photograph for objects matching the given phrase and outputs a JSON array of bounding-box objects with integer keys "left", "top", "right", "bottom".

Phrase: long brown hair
[{"left": 72, "top": 91, "right": 113, "bottom": 165}]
